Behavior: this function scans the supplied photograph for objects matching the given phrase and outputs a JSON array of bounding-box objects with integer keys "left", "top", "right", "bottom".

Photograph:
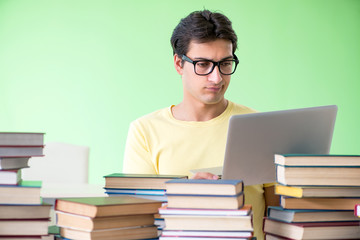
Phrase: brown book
[
  {"left": 162, "top": 214, "right": 253, "bottom": 231},
  {"left": 263, "top": 217, "right": 360, "bottom": 239},
  {"left": 104, "top": 173, "right": 188, "bottom": 189},
  {"left": 0, "top": 204, "right": 51, "bottom": 219},
  {"left": 280, "top": 196, "right": 360, "bottom": 210},
  {"left": 60, "top": 225, "right": 158, "bottom": 240},
  {"left": 55, "top": 196, "right": 162, "bottom": 217},
  {"left": 0, "top": 181, "right": 41, "bottom": 205},
  {"left": 0, "top": 219, "right": 49, "bottom": 236},
  {"left": 56, "top": 211, "right": 155, "bottom": 231},
  {"left": 275, "top": 154, "right": 360, "bottom": 166}
]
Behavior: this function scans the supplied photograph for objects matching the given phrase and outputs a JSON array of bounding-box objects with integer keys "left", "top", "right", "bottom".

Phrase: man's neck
[{"left": 172, "top": 99, "right": 228, "bottom": 122}]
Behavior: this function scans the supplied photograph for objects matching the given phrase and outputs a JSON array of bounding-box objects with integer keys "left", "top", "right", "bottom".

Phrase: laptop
[{"left": 222, "top": 105, "right": 338, "bottom": 185}]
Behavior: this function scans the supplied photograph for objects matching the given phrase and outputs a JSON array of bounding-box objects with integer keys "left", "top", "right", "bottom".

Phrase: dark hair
[{"left": 170, "top": 10, "right": 238, "bottom": 56}]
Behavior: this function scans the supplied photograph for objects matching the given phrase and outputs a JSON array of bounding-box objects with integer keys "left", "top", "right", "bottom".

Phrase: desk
[{"left": 41, "top": 183, "right": 107, "bottom": 225}]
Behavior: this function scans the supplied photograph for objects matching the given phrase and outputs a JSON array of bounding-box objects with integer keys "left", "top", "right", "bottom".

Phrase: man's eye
[
  {"left": 196, "top": 62, "right": 211, "bottom": 68},
  {"left": 220, "top": 61, "right": 233, "bottom": 67}
]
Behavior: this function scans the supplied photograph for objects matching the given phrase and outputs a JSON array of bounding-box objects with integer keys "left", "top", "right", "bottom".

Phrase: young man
[{"left": 123, "top": 10, "right": 266, "bottom": 239}]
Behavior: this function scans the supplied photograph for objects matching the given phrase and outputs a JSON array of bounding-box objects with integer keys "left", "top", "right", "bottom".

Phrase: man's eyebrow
[{"left": 193, "top": 55, "right": 234, "bottom": 61}]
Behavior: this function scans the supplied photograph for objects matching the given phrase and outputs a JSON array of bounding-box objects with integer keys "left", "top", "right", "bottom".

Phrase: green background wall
[{"left": 1, "top": 0, "right": 359, "bottom": 184}]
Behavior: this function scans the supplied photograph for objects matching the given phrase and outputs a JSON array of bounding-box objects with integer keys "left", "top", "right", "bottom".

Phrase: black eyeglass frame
[{"left": 181, "top": 54, "right": 239, "bottom": 76}]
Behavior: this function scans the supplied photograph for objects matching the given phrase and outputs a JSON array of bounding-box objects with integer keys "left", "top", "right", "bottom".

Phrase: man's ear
[{"left": 174, "top": 54, "right": 183, "bottom": 75}]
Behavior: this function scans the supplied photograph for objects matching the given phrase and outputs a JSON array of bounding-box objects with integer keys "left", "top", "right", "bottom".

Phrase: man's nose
[{"left": 207, "top": 65, "right": 222, "bottom": 84}]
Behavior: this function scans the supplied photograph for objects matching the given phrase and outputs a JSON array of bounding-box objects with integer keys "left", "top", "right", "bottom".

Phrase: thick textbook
[
  {"left": 280, "top": 196, "right": 360, "bottom": 210},
  {"left": 162, "top": 214, "right": 253, "bottom": 231},
  {"left": 267, "top": 206, "right": 359, "bottom": 223},
  {"left": 0, "top": 156, "right": 30, "bottom": 170},
  {"left": 276, "top": 164, "right": 360, "bottom": 186},
  {"left": 60, "top": 225, "right": 158, "bottom": 240},
  {"left": 263, "top": 217, "right": 360, "bottom": 239},
  {"left": 55, "top": 196, "right": 162, "bottom": 217},
  {"left": 165, "top": 179, "right": 243, "bottom": 195},
  {"left": 275, "top": 184, "right": 360, "bottom": 198},
  {"left": 274, "top": 154, "right": 360, "bottom": 166},
  {"left": 56, "top": 211, "right": 155, "bottom": 231},
  {"left": 0, "top": 204, "right": 51, "bottom": 219},
  {"left": 104, "top": 173, "right": 188, "bottom": 189},
  {"left": 0, "top": 146, "right": 44, "bottom": 157},
  {"left": 159, "top": 204, "right": 252, "bottom": 216},
  {"left": 0, "top": 219, "right": 49, "bottom": 236},
  {"left": 0, "top": 132, "right": 44, "bottom": 146},
  {"left": 0, "top": 181, "right": 42, "bottom": 204}
]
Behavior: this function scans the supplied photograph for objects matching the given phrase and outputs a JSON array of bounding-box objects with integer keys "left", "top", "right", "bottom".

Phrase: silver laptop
[{"left": 222, "top": 105, "right": 338, "bottom": 185}]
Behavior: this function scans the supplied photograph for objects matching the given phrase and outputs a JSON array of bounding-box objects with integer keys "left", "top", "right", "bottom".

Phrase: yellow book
[{"left": 275, "top": 184, "right": 360, "bottom": 198}]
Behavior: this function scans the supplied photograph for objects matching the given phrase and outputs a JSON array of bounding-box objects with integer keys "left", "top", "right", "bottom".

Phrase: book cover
[
  {"left": 275, "top": 154, "right": 360, "bottom": 166},
  {"left": 159, "top": 204, "right": 252, "bottom": 216},
  {"left": 0, "top": 156, "right": 31, "bottom": 170},
  {"left": 55, "top": 196, "right": 162, "bottom": 217},
  {"left": 165, "top": 179, "right": 243, "bottom": 195},
  {"left": 263, "top": 217, "right": 360, "bottom": 239},
  {"left": 275, "top": 184, "right": 360, "bottom": 198},
  {"left": 0, "top": 132, "right": 44, "bottom": 146},
  {"left": 267, "top": 206, "right": 359, "bottom": 223},
  {"left": 104, "top": 173, "right": 188, "bottom": 190},
  {"left": 280, "top": 196, "right": 360, "bottom": 210}
]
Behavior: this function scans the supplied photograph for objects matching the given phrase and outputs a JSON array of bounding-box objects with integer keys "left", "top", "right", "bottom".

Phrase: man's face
[{"left": 174, "top": 39, "right": 234, "bottom": 106}]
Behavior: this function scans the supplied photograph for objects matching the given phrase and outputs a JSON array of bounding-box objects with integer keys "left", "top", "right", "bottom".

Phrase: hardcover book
[
  {"left": 159, "top": 204, "right": 252, "bottom": 216},
  {"left": 0, "top": 146, "right": 44, "bottom": 157},
  {"left": 104, "top": 173, "right": 188, "bottom": 189},
  {"left": 275, "top": 184, "right": 360, "bottom": 198},
  {"left": 275, "top": 154, "right": 360, "bottom": 166},
  {"left": 0, "top": 181, "right": 42, "bottom": 204},
  {"left": 0, "top": 132, "right": 44, "bottom": 146},
  {"left": 280, "top": 196, "right": 360, "bottom": 210},
  {"left": 0, "top": 156, "right": 30, "bottom": 170},
  {"left": 165, "top": 179, "right": 243, "bottom": 195},
  {"left": 267, "top": 206, "right": 359, "bottom": 223},
  {"left": 55, "top": 196, "right": 162, "bottom": 217},
  {"left": 263, "top": 217, "right": 360, "bottom": 239},
  {"left": 161, "top": 229, "right": 253, "bottom": 238},
  {"left": 0, "top": 169, "right": 21, "bottom": 185},
  {"left": 0, "top": 219, "right": 49, "bottom": 236},
  {"left": 0, "top": 204, "right": 51, "bottom": 219}
]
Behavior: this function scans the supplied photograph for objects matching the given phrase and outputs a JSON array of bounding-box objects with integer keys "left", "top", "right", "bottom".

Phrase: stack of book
[
  {"left": 160, "top": 179, "right": 254, "bottom": 240},
  {"left": 0, "top": 132, "right": 52, "bottom": 239},
  {"left": 54, "top": 196, "right": 162, "bottom": 239},
  {"left": 264, "top": 154, "right": 360, "bottom": 239}
]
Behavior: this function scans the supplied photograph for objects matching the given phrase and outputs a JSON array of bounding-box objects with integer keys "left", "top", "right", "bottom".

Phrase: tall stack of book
[
  {"left": 264, "top": 154, "right": 360, "bottom": 239},
  {"left": 103, "top": 173, "right": 188, "bottom": 232},
  {"left": 54, "top": 196, "right": 162, "bottom": 239},
  {"left": 0, "top": 132, "right": 52, "bottom": 239},
  {"left": 160, "top": 179, "right": 254, "bottom": 240}
]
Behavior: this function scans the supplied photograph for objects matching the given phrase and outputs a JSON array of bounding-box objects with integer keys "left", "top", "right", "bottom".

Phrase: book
[
  {"left": 0, "top": 156, "right": 30, "bottom": 170},
  {"left": 165, "top": 179, "right": 243, "bottom": 195},
  {"left": 267, "top": 206, "right": 359, "bottom": 223},
  {"left": 0, "top": 146, "right": 44, "bottom": 157},
  {"left": 263, "top": 217, "right": 360, "bottom": 239},
  {"left": 55, "top": 196, "right": 162, "bottom": 218},
  {"left": 0, "top": 204, "right": 51, "bottom": 219},
  {"left": 265, "top": 234, "right": 292, "bottom": 240},
  {"left": 104, "top": 173, "right": 188, "bottom": 189},
  {"left": 0, "top": 219, "right": 49, "bottom": 235},
  {"left": 162, "top": 214, "right": 253, "bottom": 231},
  {"left": 275, "top": 154, "right": 360, "bottom": 166},
  {"left": 160, "top": 237, "right": 254, "bottom": 240},
  {"left": 0, "top": 181, "right": 42, "bottom": 204},
  {"left": 275, "top": 184, "right": 360, "bottom": 198},
  {"left": 276, "top": 164, "right": 360, "bottom": 186},
  {"left": 280, "top": 196, "right": 360, "bottom": 210},
  {"left": 355, "top": 204, "right": 360, "bottom": 217},
  {"left": 104, "top": 188, "right": 166, "bottom": 195},
  {"left": 0, "top": 237, "right": 53, "bottom": 240},
  {"left": 166, "top": 193, "right": 244, "bottom": 210},
  {"left": 0, "top": 169, "right": 21, "bottom": 185},
  {"left": 159, "top": 204, "right": 252, "bottom": 216},
  {"left": 0, "top": 132, "right": 44, "bottom": 146},
  {"left": 56, "top": 211, "right": 155, "bottom": 231},
  {"left": 161, "top": 229, "right": 253, "bottom": 238},
  {"left": 59, "top": 225, "right": 158, "bottom": 240}
]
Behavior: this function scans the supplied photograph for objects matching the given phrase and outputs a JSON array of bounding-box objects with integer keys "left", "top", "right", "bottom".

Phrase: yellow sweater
[{"left": 123, "top": 101, "right": 265, "bottom": 240}]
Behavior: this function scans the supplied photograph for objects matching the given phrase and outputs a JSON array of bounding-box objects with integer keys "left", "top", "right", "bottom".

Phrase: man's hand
[{"left": 192, "top": 172, "right": 219, "bottom": 180}]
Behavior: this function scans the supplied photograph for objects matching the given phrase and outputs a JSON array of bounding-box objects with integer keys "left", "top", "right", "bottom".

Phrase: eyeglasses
[{"left": 182, "top": 54, "right": 239, "bottom": 76}]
